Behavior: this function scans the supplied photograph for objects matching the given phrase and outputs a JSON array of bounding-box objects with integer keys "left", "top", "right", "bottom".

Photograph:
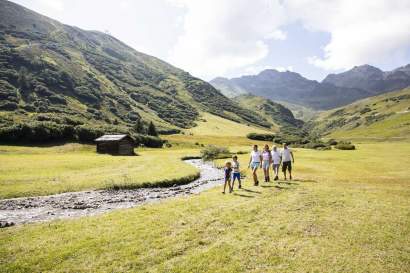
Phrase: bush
[
  {"left": 327, "top": 139, "right": 338, "bottom": 145},
  {"left": 335, "top": 143, "right": 356, "bottom": 150},
  {"left": 132, "top": 133, "right": 164, "bottom": 148},
  {"left": 247, "top": 133, "right": 275, "bottom": 141},
  {"left": 303, "top": 142, "right": 329, "bottom": 149},
  {"left": 200, "top": 145, "right": 230, "bottom": 161}
]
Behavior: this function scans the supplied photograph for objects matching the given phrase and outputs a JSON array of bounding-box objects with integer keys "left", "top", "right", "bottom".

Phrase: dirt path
[{"left": 0, "top": 159, "right": 223, "bottom": 226}]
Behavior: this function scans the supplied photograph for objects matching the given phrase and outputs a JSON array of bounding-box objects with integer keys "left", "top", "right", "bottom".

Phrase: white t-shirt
[
  {"left": 232, "top": 161, "right": 240, "bottom": 173},
  {"left": 281, "top": 148, "right": 293, "bottom": 162},
  {"left": 250, "top": 151, "right": 261, "bottom": 163},
  {"left": 271, "top": 150, "right": 281, "bottom": 164},
  {"left": 262, "top": 151, "right": 271, "bottom": 161}
]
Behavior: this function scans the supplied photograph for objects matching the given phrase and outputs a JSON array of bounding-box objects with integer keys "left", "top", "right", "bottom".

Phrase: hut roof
[{"left": 95, "top": 134, "right": 129, "bottom": 142}]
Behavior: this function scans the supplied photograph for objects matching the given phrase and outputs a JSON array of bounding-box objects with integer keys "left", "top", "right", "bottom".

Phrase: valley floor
[{"left": 0, "top": 141, "right": 409, "bottom": 272}]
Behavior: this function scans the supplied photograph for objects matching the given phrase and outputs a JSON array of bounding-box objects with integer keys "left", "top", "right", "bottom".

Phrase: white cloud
[
  {"left": 38, "top": 0, "right": 64, "bottom": 12},
  {"left": 265, "top": 30, "right": 287, "bottom": 40},
  {"left": 168, "top": 0, "right": 287, "bottom": 79},
  {"left": 286, "top": 0, "right": 410, "bottom": 70}
]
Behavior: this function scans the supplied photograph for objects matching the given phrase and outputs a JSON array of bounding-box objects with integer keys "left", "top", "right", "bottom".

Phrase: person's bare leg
[
  {"left": 289, "top": 170, "right": 292, "bottom": 180},
  {"left": 266, "top": 168, "right": 270, "bottom": 182},
  {"left": 223, "top": 181, "right": 227, "bottom": 193},
  {"left": 253, "top": 168, "right": 258, "bottom": 185}
]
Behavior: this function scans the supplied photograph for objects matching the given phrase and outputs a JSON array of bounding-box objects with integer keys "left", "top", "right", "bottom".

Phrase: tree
[
  {"left": 134, "top": 119, "right": 145, "bottom": 134},
  {"left": 147, "top": 121, "right": 158, "bottom": 136}
]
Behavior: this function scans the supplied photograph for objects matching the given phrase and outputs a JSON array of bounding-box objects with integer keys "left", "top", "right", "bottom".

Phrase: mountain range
[{"left": 210, "top": 64, "right": 410, "bottom": 110}]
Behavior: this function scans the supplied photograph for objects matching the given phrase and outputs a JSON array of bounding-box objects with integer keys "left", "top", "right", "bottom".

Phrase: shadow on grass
[
  {"left": 278, "top": 181, "right": 300, "bottom": 185},
  {"left": 233, "top": 193, "right": 255, "bottom": 198},
  {"left": 240, "top": 188, "right": 261, "bottom": 194},
  {"left": 291, "top": 179, "right": 318, "bottom": 183},
  {"left": 260, "top": 185, "right": 293, "bottom": 190}
]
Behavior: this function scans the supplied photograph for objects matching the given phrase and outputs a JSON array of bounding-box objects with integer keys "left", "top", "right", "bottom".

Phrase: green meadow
[
  {"left": 0, "top": 144, "right": 200, "bottom": 199},
  {"left": 1, "top": 140, "right": 409, "bottom": 273}
]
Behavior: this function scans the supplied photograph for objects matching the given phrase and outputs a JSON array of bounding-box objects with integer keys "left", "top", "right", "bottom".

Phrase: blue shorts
[
  {"left": 232, "top": 172, "right": 241, "bottom": 180},
  {"left": 250, "top": 162, "right": 260, "bottom": 169},
  {"left": 262, "top": 160, "right": 270, "bottom": 170}
]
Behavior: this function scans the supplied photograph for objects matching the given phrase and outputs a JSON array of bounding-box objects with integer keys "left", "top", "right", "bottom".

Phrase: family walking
[{"left": 223, "top": 143, "right": 295, "bottom": 194}]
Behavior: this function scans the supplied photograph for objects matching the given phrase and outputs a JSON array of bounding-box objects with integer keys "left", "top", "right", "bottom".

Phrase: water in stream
[{"left": 0, "top": 159, "right": 223, "bottom": 226}]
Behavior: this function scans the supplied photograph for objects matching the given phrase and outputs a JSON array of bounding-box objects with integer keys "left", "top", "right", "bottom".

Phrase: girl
[
  {"left": 248, "top": 145, "right": 262, "bottom": 186},
  {"left": 232, "top": 155, "right": 241, "bottom": 189},
  {"left": 262, "top": 144, "right": 272, "bottom": 182},
  {"left": 223, "top": 161, "right": 233, "bottom": 194}
]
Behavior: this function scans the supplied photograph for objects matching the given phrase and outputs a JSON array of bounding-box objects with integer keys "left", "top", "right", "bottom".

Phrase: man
[
  {"left": 271, "top": 145, "right": 281, "bottom": 181},
  {"left": 281, "top": 143, "right": 294, "bottom": 180}
]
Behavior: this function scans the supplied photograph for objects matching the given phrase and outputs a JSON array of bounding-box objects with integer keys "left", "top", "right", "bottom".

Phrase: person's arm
[
  {"left": 291, "top": 151, "right": 295, "bottom": 163},
  {"left": 259, "top": 154, "right": 263, "bottom": 168},
  {"left": 248, "top": 155, "right": 252, "bottom": 168}
]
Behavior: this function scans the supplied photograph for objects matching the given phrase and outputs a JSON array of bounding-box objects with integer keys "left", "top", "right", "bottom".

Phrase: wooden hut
[{"left": 94, "top": 134, "right": 135, "bottom": 155}]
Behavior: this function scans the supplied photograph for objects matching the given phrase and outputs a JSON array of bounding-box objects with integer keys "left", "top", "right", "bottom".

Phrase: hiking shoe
[{"left": 238, "top": 184, "right": 242, "bottom": 189}]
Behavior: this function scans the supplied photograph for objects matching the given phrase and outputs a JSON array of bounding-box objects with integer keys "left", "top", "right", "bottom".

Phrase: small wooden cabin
[{"left": 94, "top": 134, "right": 135, "bottom": 155}]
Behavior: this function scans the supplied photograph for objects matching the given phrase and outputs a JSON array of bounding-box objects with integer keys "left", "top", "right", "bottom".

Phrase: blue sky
[{"left": 11, "top": 0, "right": 410, "bottom": 81}]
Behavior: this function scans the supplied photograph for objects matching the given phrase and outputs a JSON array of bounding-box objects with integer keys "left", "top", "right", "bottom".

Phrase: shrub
[
  {"left": 247, "top": 133, "right": 275, "bottom": 141},
  {"left": 132, "top": 133, "right": 164, "bottom": 148},
  {"left": 200, "top": 145, "right": 230, "bottom": 161},
  {"left": 335, "top": 143, "right": 356, "bottom": 150},
  {"left": 303, "top": 142, "right": 328, "bottom": 149},
  {"left": 327, "top": 139, "right": 338, "bottom": 145}
]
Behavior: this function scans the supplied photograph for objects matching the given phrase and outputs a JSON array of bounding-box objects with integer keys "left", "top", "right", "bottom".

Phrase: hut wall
[
  {"left": 97, "top": 142, "right": 118, "bottom": 154},
  {"left": 118, "top": 139, "right": 134, "bottom": 155}
]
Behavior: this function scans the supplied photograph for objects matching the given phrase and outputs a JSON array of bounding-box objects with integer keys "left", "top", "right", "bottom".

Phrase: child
[
  {"left": 223, "top": 161, "right": 233, "bottom": 194},
  {"left": 231, "top": 155, "right": 241, "bottom": 189}
]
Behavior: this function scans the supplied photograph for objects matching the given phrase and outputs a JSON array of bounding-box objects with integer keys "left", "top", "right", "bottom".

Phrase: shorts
[
  {"left": 282, "top": 161, "right": 292, "bottom": 172},
  {"left": 262, "top": 160, "right": 270, "bottom": 170},
  {"left": 232, "top": 172, "right": 241, "bottom": 181},
  {"left": 250, "top": 162, "right": 260, "bottom": 169},
  {"left": 272, "top": 164, "right": 280, "bottom": 171}
]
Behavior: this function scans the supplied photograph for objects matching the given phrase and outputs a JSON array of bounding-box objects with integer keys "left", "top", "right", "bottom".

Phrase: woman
[
  {"left": 248, "top": 144, "right": 262, "bottom": 186},
  {"left": 262, "top": 144, "right": 272, "bottom": 182}
]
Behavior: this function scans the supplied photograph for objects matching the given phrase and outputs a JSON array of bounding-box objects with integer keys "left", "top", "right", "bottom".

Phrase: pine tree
[
  {"left": 147, "top": 121, "right": 158, "bottom": 136},
  {"left": 134, "top": 119, "right": 145, "bottom": 134}
]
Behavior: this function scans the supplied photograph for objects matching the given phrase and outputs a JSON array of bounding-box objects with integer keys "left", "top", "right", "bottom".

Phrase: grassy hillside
[
  {"left": 1, "top": 142, "right": 409, "bottom": 272},
  {"left": 275, "top": 101, "right": 318, "bottom": 122},
  {"left": 234, "top": 95, "right": 304, "bottom": 130},
  {"left": 184, "top": 112, "right": 272, "bottom": 137},
  {"left": 0, "top": 0, "right": 271, "bottom": 144},
  {"left": 310, "top": 88, "right": 410, "bottom": 141}
]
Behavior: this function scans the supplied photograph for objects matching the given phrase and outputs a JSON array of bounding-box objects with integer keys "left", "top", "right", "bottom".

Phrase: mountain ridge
[
  {"left": 0, "top": 0, "right": 274, "bottom": 143},
  {"left": 210, "top": 64, "right": 410, "bottom": 110}
]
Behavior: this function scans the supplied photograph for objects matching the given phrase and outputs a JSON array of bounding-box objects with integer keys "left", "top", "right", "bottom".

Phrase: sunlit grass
[
  {"left": 184, "top": 112, "right": 271, "bottom": 136},
  {"left": 1, "top": 142, "right": 409, "bottom": 272},
  {"left": 0, "top": 144, "right": 200, "bottom": 199}
]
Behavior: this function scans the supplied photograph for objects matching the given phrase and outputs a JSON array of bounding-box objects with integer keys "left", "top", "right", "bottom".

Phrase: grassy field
[
  {"left": 0, "top": 144, "right": 200, "bottom": 199},
  {"left": 1, "top": 142, "right": 409, "bottom": 272}
]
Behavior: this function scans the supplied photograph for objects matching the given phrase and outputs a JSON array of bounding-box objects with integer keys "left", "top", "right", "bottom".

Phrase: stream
[{"left": 0, "top": 159, "right": 224, "bottom": 226}]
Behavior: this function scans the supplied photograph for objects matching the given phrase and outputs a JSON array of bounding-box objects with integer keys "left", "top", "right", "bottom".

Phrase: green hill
[
  {"left": 234, "top": 94, "right": 304, "bottom": 131},
  {"left": 0, "top": 0, "right": 271, "bottom": 144},
  {"left": 309, "top": 88, "right": 410, "bottom": 141}
]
